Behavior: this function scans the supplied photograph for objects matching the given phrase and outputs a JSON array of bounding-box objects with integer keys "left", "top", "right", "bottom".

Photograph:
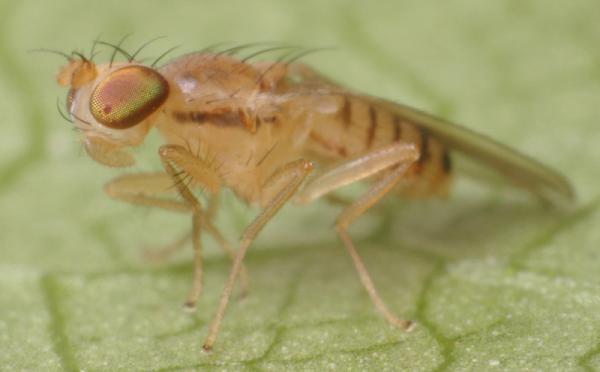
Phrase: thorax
[{"left": 154, "top": 53, "right": 308, "bottom": 204}]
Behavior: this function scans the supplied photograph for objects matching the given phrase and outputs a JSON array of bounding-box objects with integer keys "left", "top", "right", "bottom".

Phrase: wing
[
  {"left": 284, "top": 63, "right": 575, "bottom": 203},
  {"left": 362, "top": 96, "right": 575, "bottom": 203}
]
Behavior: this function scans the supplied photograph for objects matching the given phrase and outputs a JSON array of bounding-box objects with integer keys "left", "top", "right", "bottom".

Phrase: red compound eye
[{"left": 90, "top": 65, "right": 169, "bottom": 129}]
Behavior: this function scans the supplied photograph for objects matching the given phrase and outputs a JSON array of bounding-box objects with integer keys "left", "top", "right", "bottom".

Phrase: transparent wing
[
  {"left": 363, "top": 96, "right": 575, "bottom": 203},
  {"left": 286, "top": 63, "right": 574, "bottom": 203}
]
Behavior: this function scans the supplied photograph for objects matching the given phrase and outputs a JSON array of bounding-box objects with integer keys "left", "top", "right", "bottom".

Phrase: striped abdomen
[{"left": 305, "top": 95, "right": 452, "bottom": 197}]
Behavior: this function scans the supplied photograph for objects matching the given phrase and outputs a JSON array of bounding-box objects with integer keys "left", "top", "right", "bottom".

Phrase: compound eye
[{"left": 90, "top": 66, "right": 169, "bottom": 129}]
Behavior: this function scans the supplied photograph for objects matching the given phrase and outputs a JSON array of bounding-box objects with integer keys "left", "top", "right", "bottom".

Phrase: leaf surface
[{"left": 1, "top": 1, "right": 599, "bottom": 371}]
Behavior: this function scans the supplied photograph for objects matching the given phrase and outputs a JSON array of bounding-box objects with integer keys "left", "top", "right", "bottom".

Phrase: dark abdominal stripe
[{"left": 418, "top": 128, "right": 430, "bottom": 166}]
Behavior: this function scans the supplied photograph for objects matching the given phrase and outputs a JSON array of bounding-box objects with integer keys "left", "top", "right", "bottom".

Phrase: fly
[{"left": 48, "top": 39, "right": 574, "bottom": 352}]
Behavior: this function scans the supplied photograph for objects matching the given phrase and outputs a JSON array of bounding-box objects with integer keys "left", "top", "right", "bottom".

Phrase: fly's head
[{"left": 57, "top": 53, "right": 169, "bottom": 167}]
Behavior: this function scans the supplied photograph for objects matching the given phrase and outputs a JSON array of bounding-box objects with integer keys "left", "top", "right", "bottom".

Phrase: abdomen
[{"left": 301, "top": 94, "right": 453, "bottom": 197}]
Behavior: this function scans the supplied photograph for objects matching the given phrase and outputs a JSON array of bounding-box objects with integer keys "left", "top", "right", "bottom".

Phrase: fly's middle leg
[
  {"left": 202, "top": 159, "right": 314, "bottom": 351},
  {"left": 295, "top": 142, "right": 419, "bottom": 331}
]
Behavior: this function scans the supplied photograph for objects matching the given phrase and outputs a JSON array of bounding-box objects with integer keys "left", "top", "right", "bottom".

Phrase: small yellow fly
[{"left": 49, "top": 39, "right": 574, "bottom": 351}]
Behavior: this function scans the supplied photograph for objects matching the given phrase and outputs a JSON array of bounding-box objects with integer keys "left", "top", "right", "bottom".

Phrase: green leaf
[{"left": 2, "top": 0, "right": 600, "bottom": 371}]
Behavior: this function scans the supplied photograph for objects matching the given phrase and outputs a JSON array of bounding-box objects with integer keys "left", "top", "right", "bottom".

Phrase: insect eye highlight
[{"left": 90, "top": 65, "right": 169, "bottom": 129}]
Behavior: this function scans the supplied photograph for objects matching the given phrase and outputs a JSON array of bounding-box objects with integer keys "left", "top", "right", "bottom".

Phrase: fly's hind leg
[
  {"left": 295, "top": 142, "right": 420, "bottom": 331},
  {"left": 336, "top": 167, "right": 416, "bottom": 330}
]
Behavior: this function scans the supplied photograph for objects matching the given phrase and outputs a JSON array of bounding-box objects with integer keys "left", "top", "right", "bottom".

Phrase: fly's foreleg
[
  {"left": 104, "top": 174, "right": 198, "bottom": 259},
  {"left": 104, "top": 172, "right": 191, "bottom": 213},
  {"left": 103, "top": 143, "right": 235, "bottom": 310},
  {"left": 104, "top": 172, "right": 193, "bottom": 260},
  {"left": 202, "top": 159, "right": 313, "bottom": 351},
  {"left": 158, "top": 144, "right": 226, "bottom": 311},
  {"left": 295, "top": 142, "right": 419, "bottom": 331},
  {"left": 104, "top": 170, "right": 251, "bottom": 300}
]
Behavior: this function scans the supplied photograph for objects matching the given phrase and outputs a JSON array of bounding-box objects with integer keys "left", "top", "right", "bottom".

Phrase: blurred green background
[{"left": 2, "top": 0, "right": 600, "bottom": 370}]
